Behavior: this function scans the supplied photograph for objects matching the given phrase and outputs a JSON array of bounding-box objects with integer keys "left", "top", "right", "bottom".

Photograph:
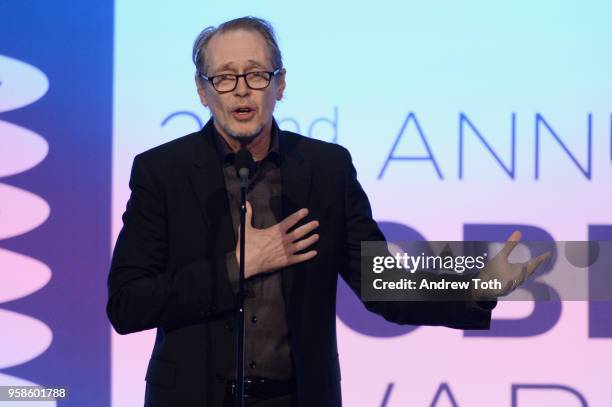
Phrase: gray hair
[{"left": 192, "top": 16, "right": 283, "bottom": 82}]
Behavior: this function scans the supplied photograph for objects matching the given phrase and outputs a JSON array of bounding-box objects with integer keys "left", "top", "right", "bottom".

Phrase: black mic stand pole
[{"left": 235, "top": 148, "right": 252, "bottom": 407}]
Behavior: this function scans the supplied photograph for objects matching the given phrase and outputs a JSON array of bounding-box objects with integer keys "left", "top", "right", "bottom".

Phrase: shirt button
[
  {"left": 251, "top": 315, "right": 257, "bottom": 323},
  {"left": 249, "top": 361, "right": 256, "bottom": 369}
]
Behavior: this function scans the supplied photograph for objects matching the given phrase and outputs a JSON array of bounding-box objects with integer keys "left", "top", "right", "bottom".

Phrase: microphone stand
[{"left": 235, "top": 149, "right": 253, "bottom": 407}]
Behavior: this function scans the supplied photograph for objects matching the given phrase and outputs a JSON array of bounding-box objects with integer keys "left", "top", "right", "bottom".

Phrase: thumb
[
  {"left": 500, "top": 230, "right": 522, "bottom": 259},
  {"left": 245, "top": 201, "right": 254, "bottom": 227}
]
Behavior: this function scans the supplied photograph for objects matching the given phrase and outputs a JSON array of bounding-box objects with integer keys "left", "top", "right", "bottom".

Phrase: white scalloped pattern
[{"left": 0, "top": 55, "right": 54, "bottom": 397}]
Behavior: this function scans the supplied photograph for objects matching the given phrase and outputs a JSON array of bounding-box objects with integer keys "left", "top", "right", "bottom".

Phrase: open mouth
[{"left": 232, "top": 106, "right": 256, "bottom": 121}]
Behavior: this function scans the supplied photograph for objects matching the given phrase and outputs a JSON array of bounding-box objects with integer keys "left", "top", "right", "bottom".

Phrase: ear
[
  {"left": 275, "top": 68, "right": 286, "bottom": 101},
  {"left": 195, "top": 76, "right": 208, "bottom": 107}
]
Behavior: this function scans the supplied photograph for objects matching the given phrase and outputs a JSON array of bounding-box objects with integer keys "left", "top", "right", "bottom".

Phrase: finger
[
  {"left": 245, "top": 201, "right": 253, "bottom": 227},
  {"left": 507, "top": 278, "right": 520, "bottom": 294},
  {"left": 524, "top": 251, "right": 552, "bottom": 277},
  {"left": 289, "top": 220, "right": 319, "bottom": 242},
  {"left": 279, "top": 208, "right": 309, "bottom": 232},
  {"left": 288, "top": 250, "right": 318, "bottom": 266},
  {"left": 500, "top": 230, "right": 522, "bottom": 259},
  {"left": 292, "top": 233, "right": 319, "bottom": 252}
]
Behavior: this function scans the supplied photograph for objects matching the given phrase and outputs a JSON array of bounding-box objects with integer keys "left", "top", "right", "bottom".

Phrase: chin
[{"left": 227, "top": 123, "right": 264, "bottom": 140}]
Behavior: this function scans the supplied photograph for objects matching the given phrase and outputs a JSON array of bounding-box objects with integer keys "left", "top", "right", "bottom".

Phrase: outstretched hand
[{"left": 472, "top": 231, "right": 551, "bottom": 300}]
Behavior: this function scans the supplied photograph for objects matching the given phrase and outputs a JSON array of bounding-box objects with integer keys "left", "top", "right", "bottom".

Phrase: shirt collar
[{"left": 212, "top": 120, "right": 280, "bottom": 167}]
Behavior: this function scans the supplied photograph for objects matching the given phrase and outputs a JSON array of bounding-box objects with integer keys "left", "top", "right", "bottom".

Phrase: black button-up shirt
[{"left": 213, "top": 125, "right": 293, "bottom": 381}]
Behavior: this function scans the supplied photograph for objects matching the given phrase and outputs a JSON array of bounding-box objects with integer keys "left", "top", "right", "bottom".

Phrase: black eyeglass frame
[{"left": 198, "top": 67, "right": 282, "bottom": 93}]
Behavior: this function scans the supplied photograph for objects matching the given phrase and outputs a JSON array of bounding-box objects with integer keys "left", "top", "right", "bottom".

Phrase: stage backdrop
[{"left": 1, "top": 0, "right": 611, "bottom": 406}]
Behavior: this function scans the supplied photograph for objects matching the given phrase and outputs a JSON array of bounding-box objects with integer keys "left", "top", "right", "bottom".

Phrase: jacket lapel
[
  {"left": 188, "top": 121, "right": 236, "bottom": 302},
  {"left": 279, "top": 130, "right": 313, "bottom": 314}
]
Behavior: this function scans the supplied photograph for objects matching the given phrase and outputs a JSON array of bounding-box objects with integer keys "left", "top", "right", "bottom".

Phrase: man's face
[{"left": 196, "top": 29, "right": 285, "bottom": 142}]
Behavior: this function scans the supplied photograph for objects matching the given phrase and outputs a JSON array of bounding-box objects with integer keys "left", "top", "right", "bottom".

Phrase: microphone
[{"left": 234, "top": 148, "right": 254, "bottom": 187}]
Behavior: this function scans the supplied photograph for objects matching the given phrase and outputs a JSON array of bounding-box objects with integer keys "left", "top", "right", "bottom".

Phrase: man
[{"left": 106, "top": 17, "right": 549, "bottom": 407}]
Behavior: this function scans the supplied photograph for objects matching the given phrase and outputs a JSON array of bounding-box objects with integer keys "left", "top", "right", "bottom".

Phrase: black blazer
[{"left": 107, "top": 119, "right": 492, "bottom": 407}]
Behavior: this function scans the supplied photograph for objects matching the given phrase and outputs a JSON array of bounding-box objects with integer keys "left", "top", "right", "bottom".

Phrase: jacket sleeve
[
  {"left": 106, "top": 155, "right": 233, "bottom": 335},
  {"left": 338, "top": 148, "right": 495, "bottom": 329}
]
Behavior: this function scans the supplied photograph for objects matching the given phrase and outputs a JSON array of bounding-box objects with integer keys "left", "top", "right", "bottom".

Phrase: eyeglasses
[{"left": 199, "top": 68, "right": 282, "bottom": 93}]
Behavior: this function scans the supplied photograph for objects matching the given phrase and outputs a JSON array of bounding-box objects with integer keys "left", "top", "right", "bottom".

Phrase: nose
[{"left": 234, "top": 75, "right": 250, "bottom": 96}]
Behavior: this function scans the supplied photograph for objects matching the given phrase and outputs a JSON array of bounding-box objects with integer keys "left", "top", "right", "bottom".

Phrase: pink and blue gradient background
[
  {"left": 0, "top": 0, "right": 610, "bottom": 405},
  {"left": 113, "top": 2, "right": 612, "bottom": 406}
]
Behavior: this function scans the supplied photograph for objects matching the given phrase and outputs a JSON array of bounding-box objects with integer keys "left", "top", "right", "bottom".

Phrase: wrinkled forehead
[{"left": 205, "top": 29, "right": 272, "bottom": 74}]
